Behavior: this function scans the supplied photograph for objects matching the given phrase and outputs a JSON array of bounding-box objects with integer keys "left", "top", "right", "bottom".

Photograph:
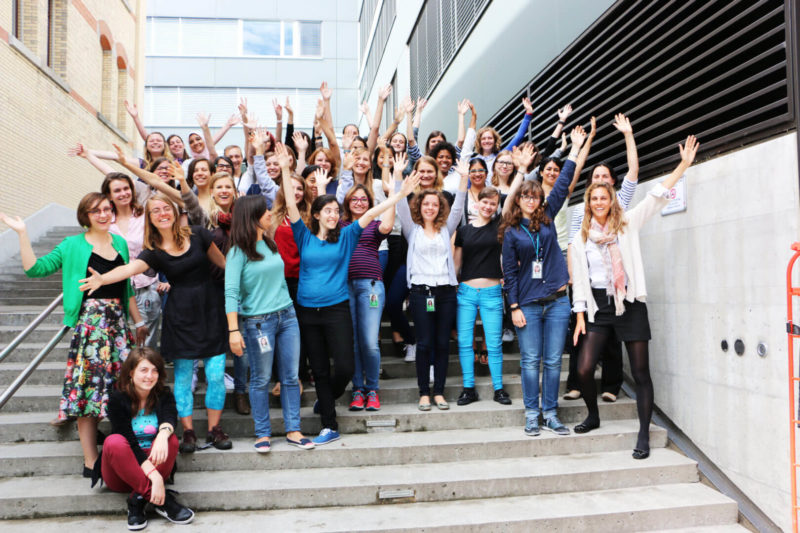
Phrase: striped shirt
[{"left": 341, "top": 219, "right": 387, "bottom": 281}]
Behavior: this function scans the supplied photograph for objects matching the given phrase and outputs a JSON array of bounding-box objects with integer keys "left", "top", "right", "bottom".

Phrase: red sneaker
[
  {"left": 365, "top": 390, "right": 381, "bottom": 411},
  {"left": 349, "top": 390, "right": 365, "bottom": 411}
]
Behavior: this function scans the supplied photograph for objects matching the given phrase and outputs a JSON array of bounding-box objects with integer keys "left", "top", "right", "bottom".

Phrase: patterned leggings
[{"left": 173, "top": 354, "right": 226, "bottom": 418}]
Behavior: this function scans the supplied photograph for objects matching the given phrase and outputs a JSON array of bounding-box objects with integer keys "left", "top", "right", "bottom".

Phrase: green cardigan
[{"left": 25, "top": 233, "right": 133, "bottom": 328}]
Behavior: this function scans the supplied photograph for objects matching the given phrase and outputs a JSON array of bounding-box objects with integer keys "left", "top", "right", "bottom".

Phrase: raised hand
[
  {"left": 400, "top": 171, "right": 421, "bottom": 196},
  {"left": 402, "top": 96, "right": 414, "bottom": 115},
  {"left": 168, "top": 160, "right": 186, "bottom": 182},
  {"left": 67, "top": 143, "right": 87, "bottom": 158},
  {"left": 455, "top": 155, "right": 471, "bottom": 177},
  {"left": 112, "top": 143, "right": 127, "bottom": 163},
  {"left": 196, "top": 112, "right": 211, "bottom": 128},
  {"left": 78, "top": 266, "right": 103, "bottom": 295},
  {"left": 272, "top": 98, "right": 283, "bottom": 121},
  {"left": 0, "top": 213, "right": 26, "bottom": 234},
  {"left": 124, "top": 100, "right": 139, "bottom": 118},
  {"left": 238, "top": 97, "right": 249, "bottom": 119},
  {"left": 612, "top": 113, "right": 633, "bottom": 135},
  {"left": 378, "top": 84, "right": 392, "bottom": 101},
  {"left": 342, "top": 150, "right": 355, "bottom": 171},
  {"left": 342, "top": 129, "right": 356, "bottom": 151},
  {"left": 557, "top": 104, "right": 573, "bottom": 122},
  {"left": 275, "top": 143, "right": 293, "bottom": 169},
  {"left": 588, "top": 116, "right": 597, "bottom": 139},
  {"left": 560, "top": 133, "right": 568, "bottom": 152},
  {"left": 394, "top": 107, "right": 405, "bottom": 124},
  {"left": 416, "top": 97, "right": 428, "bottom": 114},
  {"left": 679, "top": 135, "right": 699, "bottom": 166},
  {"left": 522, "top": 97, "right": 533, "bottom": 115},
  {"left": 392, "top": 152, "right": 408, "bottom": 177},
  {"left": 292, "top": 131, "right": 309, "bottom": 153},
  {"left": 319, "top": 81, "right": 332, "bottom": 101},
  {"left": 359, "top": 101, "right": 370, "bottom": 117},
  {"left": 250, "top": 128, "right": 268, "bottom": 154},
  {"left": 314, "top": 168, "right": 331, "bottom": 190},
  {"left": 516, "top": 143, "right": 537, "bottom": 169},
  {"left": 284, "top": 97, "right": 293, "bottom": 117},
  {"left": 457, "top": 98, "right": 470, "bottom": 116},
  {"left": 570, "top": 125, "right": 587, "bottom": 150},
  {"left": 225, "top": 113, "right": 241, "bottom": 128},
  {"left": 242, "top": 112, "right": 259, "bottom": 130},
  {"left": 314, "top": 99, "right": 325, "bottom": 121}
]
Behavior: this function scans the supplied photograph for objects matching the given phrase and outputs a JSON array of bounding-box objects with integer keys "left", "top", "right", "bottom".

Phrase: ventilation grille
[
  {"left": 486, "top": 0, "right": 795, "bottom": 203},
  {"left": 359, "top": 0, "right": 397, "bottom": 102}
]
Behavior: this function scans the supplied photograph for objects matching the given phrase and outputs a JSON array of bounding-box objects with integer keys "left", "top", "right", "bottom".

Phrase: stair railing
[{"left": 786, "top": 242, "right": 800, "bottom": 533}]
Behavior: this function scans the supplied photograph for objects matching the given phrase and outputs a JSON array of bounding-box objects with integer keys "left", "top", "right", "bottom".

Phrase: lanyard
[{"left": 519, "top": 225, "right": 542, "bottom": 263}]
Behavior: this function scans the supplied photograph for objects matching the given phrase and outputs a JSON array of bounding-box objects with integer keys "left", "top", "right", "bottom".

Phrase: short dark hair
[
  {"left": 76, "top": 192, "right": 110, "bottom": 227},
  {"left": 425, "top": 130, "right": 447, "bottom": 155},
  {"left": 230, "top": 195, "right": 278, "bottom": 261},
  {"left": 213, "top": 155, "right": 234, "bottom": 173},
  {"left": 102, "top": 172, "right": 143, "bottom": 217},
  {"left": 590, "top": 162, "right": 619, "bottom": 185}
]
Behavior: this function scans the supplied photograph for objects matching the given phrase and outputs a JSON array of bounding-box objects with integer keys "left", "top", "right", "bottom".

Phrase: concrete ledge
[
  {"left": 8, "top": 37, "right": 70, "bottom": 93},
  {"left": 0, "top": 204, "right": 78, "bottom": 265},
  {"left": 96, "top": 113, "right": 129, "bottom": 143}
]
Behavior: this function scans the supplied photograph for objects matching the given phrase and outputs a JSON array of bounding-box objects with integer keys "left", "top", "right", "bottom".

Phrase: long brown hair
[
  {"left": 410, "top": 189, "right": 449, "bottom": 232},
  {"left": 580, "top": 182, "right": 627, "bottom": 242},
  {"left": 499, "top": 180, "right": 551, "bottom": 242},
  {"left": 143, "top": 194, "right": 191, "bottom": 250},
  {"left": 491, "top": 150, "right": 515, "bottom": 187},
  {"left": 230, "top": 195, "right": 278, "bottom": 260},
  {"left": 307, "top": 147, "right": 339, "bottom": 179},
  {"left": 102, "top": 173, "right": 144, "bottom": 217},
  {"left": 208, "top": 172, "right": 237, "bottom": 229},
  {"left": 117, "top": 347, "right": 167, "bottom": 416},
  {"left": 271, "top": 175, "right": 312, "bottom": 231}
]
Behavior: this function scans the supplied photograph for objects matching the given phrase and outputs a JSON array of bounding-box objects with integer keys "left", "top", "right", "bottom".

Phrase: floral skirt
[{"left": 58, "top": 298, "right": 134, "bottom": 420}]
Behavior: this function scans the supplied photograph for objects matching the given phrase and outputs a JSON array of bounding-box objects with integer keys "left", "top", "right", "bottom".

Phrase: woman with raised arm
[
  {"left": 571, "top": 136, "right": 699, "bottom": 459},
  {"left": 396, "top": 155, "right": 469, "bottom": 411},
  {"left": 79, "top": 193, "right": 232, "bottom": 454},
  {"left": 341, "top": 152, "right": 402, "bottom": 411},
  {"left": 103, "top": 348, "right": 194, "bottom": 529},
  {"left": 500, "top": 127, "right": 585, "bottom": 438},
  {"left": 280, "top": 141, "right": 419, "bottom": 445},
  {"left": 452, "top": 147, "right": 534, "bottom": 406},
  {"left": 0, "top": 194, "right": 146, "bottom": 475},
  {"left": 226, "top": 195, "right": 313, "bottom": 452},
  {"left": 475, "top": 97, "right": 535, "bottom": 180},
  {"left": 167, "top": 135, "right": 189, "bottom": 163}
]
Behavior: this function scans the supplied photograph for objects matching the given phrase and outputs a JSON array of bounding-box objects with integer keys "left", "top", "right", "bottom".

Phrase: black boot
[
  {"left": 457, "top": 387, "right": 479, "bottom": 406},
  {"left": 126, "top": 492, "right": 148, "bottom": 530}
]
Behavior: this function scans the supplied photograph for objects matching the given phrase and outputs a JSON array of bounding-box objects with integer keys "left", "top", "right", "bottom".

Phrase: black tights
[{"left": 577, "top": 329, "right": 653, "bottom": 451}]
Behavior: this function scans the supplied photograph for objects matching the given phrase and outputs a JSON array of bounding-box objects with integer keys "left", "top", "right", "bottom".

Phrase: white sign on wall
[{"left": 661, "top": 176, "right": 687, "bottom": 216}]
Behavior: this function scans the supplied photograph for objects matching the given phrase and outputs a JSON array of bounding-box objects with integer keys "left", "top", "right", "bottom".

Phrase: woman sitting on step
[
  {"left": 571, "top": 135, "right": 699, "bottom": 460},
  {"left": 0, "top": 195, "right": 147, "bottom": 476},
  {"left": 104, "top": 347, "right": 194, "bottom": 530}
]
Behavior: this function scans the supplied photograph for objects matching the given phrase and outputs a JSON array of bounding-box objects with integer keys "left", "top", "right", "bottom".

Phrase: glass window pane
[
  {"left": 299, "top": 22, "right": 321, "bottom": 56},
  {"left": 243, "top": 21, "right": 281, "bottom": 56},
  {"left": 148, "top": 18, "right": 180, "bottom": 55},
  {"left": 284, "top": 24, "right": 294, "bottom": 56},
  {"left": 182, "top": 18, "right": 238, "bottom": 56}
]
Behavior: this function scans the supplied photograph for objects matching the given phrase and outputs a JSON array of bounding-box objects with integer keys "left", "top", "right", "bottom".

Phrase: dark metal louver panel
[
  {"left": 359, "top": 0, "right": 379, "bottom": 62},
  {"left": 486, "top": 0, "right": 794, "bottom": 204},
  {"left": 360, "top": 0, "right": 397, "bottom": 102}
]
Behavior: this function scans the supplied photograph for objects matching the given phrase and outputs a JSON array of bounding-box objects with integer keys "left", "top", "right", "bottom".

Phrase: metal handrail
[
  {"left": 0, "top": 325, "right": 70, "bottom": 410},
  {"left": 786, "top": 241, "right": 800, "bottom": 533},
  {"left": 0, "top": 293, "right": 63, "bottom": 364}
]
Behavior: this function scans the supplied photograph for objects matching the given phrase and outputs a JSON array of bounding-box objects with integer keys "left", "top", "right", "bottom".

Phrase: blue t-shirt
[
  {"left": 292, "top": 218, "right": 364, "bottom": 307},
  {"left": 132, "top": 409, "right": 159, "bottom": 450}
]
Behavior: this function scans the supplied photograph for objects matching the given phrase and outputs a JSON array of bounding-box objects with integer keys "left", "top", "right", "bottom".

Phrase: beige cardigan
[{"left": 570, "top": 183, "right": 669, "bottom": 322}]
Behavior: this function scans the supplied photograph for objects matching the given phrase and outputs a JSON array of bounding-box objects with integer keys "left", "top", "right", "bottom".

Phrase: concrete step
[
  {"left": 0, "top": 307, "right": 66, "bottom": 328},
  {"left": 0, "top": 448, "right": 700, "bottom": 519},
  {"left": 0, "top": 297, "right": 63, "bottom": 305},
  {"left": 0, "top": 482, "right": 741, "bottom": 531},
  {"left": 0, "top": 419, "right": 667, "bottom": 477},
  {"left": 653, "top": 526, "right": 751, "bottom": 532},
  {"left": 1, "top": 371, "right": 604, "bottom": 411},
  {"left": 0, "top": 325, "right": 66, "bottom": 344},
  {"left": 0, "top": 280, "right": 63, "bottom": 289},
  {"left": 0, "top": 288, "right": 64, "bottom": 299},
  {"left": 0, "top": 397, "right": 638, "bottom": 443}
]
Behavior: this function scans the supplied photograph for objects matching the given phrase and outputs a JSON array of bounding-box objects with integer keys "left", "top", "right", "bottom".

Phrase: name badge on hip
[
  {"left": 426, "top": 297, "right": 436, "bottom": 312},
  {"left": 369, "top": 293, "right": 379, "bottom": 308},
  {"left": 258, "top": 333, "right": 271, "bottom": 354},
  {"left": 532, "top": 261, "right": 543, "bottom": 279}
]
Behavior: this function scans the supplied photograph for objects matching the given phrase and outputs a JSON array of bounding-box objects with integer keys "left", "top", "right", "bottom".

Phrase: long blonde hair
[
  {"left": 580, "top": 182, "right": 627, "bottom": 242},
  {"left": 144, "top": 194, "right": 191, "bottom": 250},
  {"left": 270, "top": 174, "right": 313, "bottom": 232},
  {"left": 207, "top": 173, "right": 237, "bottom": 229}
]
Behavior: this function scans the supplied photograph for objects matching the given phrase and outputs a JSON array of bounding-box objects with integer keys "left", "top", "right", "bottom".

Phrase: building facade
[
  {"left": 361, "top": 1, "right": 800, "bottom": 530},
  {"left": 143, "top": 0, "right": 359, "bottom": 150},
  {"left": 0, "top": 0, "right": 146, "bottom": 221}
]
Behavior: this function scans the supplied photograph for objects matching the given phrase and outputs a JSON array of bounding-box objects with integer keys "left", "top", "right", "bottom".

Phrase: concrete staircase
[{"left": 0, "top": 227, "right": 748, "bottom": 531}]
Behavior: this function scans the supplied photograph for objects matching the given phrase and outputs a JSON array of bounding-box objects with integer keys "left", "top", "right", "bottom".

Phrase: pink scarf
[{"left": 588, "top": 220, "right": 626, "bottom": 315}]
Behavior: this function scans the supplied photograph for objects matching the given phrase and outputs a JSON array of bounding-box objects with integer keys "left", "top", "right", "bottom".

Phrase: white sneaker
[
  {"left": 224, "top": 372, "right": 235, "bottom": 391},
  {"left": 502, "top": 328, "right": 515, "bottom": 342},
  {"left": 404, "top": 344, "right": 416, "bottom": 362}
]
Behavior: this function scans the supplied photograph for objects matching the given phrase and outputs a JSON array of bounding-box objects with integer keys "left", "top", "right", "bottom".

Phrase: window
[
  {"left": 12, "top": 0, "right": 20, "bottom": 38},
  {"left": 147, "top": 18, "right": 322, "bottom": 58},
  {"left": 359, "top": 0, "right": 396, "bottom": 101}
]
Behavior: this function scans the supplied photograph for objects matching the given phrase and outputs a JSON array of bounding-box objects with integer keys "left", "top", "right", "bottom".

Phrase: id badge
[
  {"left": 369, "top": 293, "right": 379, "bottom": 308},
  {"left": 257, "top": 333, "right": 271, "bottom": 354},
  {"left": 532, "top": 261, "right": 543, "bottom": 279},
  {"left": 426, "top": 297, "right": 436, "bottom": 312}
]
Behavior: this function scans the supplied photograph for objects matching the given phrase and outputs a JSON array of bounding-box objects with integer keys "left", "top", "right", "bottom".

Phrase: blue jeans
[
  {"left": 515, "top": 295, "right": 570, "bottom": 421},
  {"left": 242, "top": 306, "right": 301, "bottom": 437},
  {"left": 233, "top": 346, "right": 249, "bottom": 394},
  {"left": 457, "top": 283, "right": 504, "bottom": 390},
  {"left": 349, "top": 279, "right": 385, "bottom": 391}
]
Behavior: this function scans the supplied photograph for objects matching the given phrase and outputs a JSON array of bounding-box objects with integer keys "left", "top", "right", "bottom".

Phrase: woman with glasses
[
  {"left": 1, "top": 194, "right": 146, "bottom": 476},
  {"left": 501, "top": 127, "right": 585, "bottom": 437}
]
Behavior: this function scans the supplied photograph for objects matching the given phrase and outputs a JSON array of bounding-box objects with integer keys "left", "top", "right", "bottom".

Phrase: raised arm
[
  {"left": 124, "top": 100, "right": 148, "bottom": 142},
  {"left": 68, "top": 143, "right": 115, "bottom": 176},
  {"left": 250, "top": 129, "right": 279, "bottom": 203},
  {"left": 378, "top": 153, "right": 407, "bottom": 234},
  {"left": 662, "top": 135, "right": 698, "bottom": 190},
  {"left": 239, "top": 98, "right": 255, "bottom": 165},
  {"left": 113, "top": 144, "right": 184, "bottom": 206},
  {"left": 213, "top": 113, "right": 240, "bottom": 146},
  {"left": 359, "top": 171, "right": 419, "bottom": 229},
  {"left": 0, "top": 213, "right": 37, "bottom": 270},
  {"left": 79, "top": 259, "right": 150, "bottom": 295},
  {"left": 501, "top": 97, "right": 534, "bottom": 151},
  {"left": 456, "top": 99, "right": 470, "bottom": 148},
  {"left": 276, "top": 143, "right": 301, "bottom": 224},
  {"left": 315, "top": 98, "right": 341, "bottom": 172},
  {"left": 569, "top": 118, "right": 596, "bottom": 195},
  {"left": 403, "top": 97, "right": 417, "bottom": 150},
  {"left": 381, "top": 107, "right": 404, "bottom": 146},
  {"left": 367, "top": 84, "right": 392, "bottom": 153},
  {"left": 503, "top": 145, "right": 536, "bottom": 217},
  {"left": 292, "top": 131, "right": 308, "bottom": 173},
  {"left": 83, "top": 147, "right": 139, "bottom": 168},
  {"left": 272, "top": 98, "right": 284, "bottom": 145},
  {"left": 613, "top": 113, "right": 638, "bottom": 182}
]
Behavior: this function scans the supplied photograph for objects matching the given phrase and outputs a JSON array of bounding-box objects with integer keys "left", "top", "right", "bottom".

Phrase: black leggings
[{"left": 577, "top": 329, "right": 653, "bottom": 451}]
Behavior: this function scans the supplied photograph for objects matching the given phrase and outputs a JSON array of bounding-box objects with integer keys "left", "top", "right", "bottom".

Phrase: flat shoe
[
  {"left": 563, "top": 390, "right": 581, "bottom": 400},
  {"left": 632, "top": 448, "right": 650, "bottom": 460},
  {"left": 286, "top": 437, "right": 315, "bottom": 450},
  {"left": 253, "top": 440, "right": 271, "bottom": 453},
  {"left": 435, "top": 400, "right": 449, "bottom": 410},
  {"left": 418, "top": 401, "right": 431, "bottom": 411},
  {"left": 574, "top": 421, "right": 600, "bottom": 434},
  {"left": 602, "top": 392, "right": 617, "bottom": 403}
]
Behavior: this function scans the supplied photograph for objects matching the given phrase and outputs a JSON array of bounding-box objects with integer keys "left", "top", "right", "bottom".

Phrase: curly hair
[
  {"left": 579, "top": 182, "right": 627, "bottom": 242},
  {"left": 413, "top": 157, "right": 443, "bottom": 194},
  {"left": 410, "top": 189, "right": 449, "bottom": 232},
  {"left": 498, "top": 180, "right": 551, "bottom": 242},
  {"left": 342, "top": 184, "right": 374, "bottom": 222}
]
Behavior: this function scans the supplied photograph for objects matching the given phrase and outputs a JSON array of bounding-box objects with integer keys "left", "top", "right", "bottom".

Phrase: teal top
[
  {"left": 25, "top": 233, "right": 133, "bottom": 327},
  {"left": 131, "top": 408, "right": 158, "bottom": 449},
  {"left": 224, "top": 240, "right": 293, "bottom": 316}
]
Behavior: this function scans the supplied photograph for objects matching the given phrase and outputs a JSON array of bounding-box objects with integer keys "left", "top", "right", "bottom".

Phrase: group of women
[{"left": 0, "top": 80, "right": 700, "bottom": 529}]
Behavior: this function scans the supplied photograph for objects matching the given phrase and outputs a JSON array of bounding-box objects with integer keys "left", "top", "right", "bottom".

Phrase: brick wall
[{"left": 0, "top": 0, "right": 144, "bottom": 225}]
